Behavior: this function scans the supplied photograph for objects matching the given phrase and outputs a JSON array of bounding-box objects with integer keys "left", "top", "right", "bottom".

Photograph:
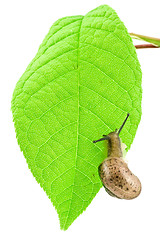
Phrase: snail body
[{"left": 93, "top": 114, "right": 141, "bottom": 200}]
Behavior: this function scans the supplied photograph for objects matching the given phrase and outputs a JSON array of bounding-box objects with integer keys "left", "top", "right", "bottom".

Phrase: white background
[{"left": 1, "top": 0, "right": 160, "bottom": 239}]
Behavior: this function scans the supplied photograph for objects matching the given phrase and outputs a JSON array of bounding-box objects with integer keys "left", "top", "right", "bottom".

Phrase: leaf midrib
[{"left": 62, "top": 16, "right": 84, "bottom": 229}]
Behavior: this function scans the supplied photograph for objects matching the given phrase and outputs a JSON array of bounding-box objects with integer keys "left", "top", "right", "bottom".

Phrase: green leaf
[
  {"left": 11, "top": 5, "right": 142, "bottom": 230},
  {"left": 130, "top": 32, "right": 160, "bottom": 47}
]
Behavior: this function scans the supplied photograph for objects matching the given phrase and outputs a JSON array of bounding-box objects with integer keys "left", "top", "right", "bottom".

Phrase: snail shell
[{"left": 98, "top": 157, "right": 141, "bottom": 199}]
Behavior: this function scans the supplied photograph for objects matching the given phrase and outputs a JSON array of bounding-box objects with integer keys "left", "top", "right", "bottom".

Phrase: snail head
[{"left": 93, "top": 113, "right": 130, "bottom": 143}]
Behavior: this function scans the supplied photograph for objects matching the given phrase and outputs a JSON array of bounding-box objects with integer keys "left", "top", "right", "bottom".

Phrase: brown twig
[{"left": 135, "top": 44, "right": 159, "bottom": 49}]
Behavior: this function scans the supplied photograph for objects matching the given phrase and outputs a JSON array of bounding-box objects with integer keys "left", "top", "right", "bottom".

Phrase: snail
[{"left": 93, "top": 113, "right": 141, "bottom": 200}]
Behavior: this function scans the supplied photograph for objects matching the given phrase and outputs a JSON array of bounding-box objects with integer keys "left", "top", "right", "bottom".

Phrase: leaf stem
[{"left": 135, "top": 44, "right": 159, "bottom": 49}]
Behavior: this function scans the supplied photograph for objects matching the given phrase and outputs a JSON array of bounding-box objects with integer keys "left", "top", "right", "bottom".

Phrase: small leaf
[
  {"left": 11, "top": 5, "right": 142, "bottom": 230},
  {"left": 130, "top": 32, "right": 160, "bottom": 47}
]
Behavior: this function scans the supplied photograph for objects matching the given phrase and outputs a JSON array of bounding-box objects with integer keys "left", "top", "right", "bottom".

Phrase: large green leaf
[{"left": 11, "top": 5, "right": 142, "bottom": 230}]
